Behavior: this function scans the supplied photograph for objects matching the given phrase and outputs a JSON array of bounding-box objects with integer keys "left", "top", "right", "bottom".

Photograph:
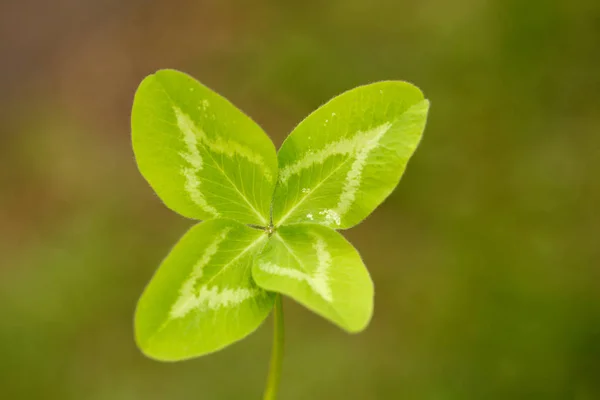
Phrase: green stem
[{"left": 263, "top": 294, "right": 284, "bottom": 400}]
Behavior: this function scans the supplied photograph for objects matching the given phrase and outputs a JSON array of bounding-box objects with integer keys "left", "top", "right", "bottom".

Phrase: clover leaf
[
  {"left": 134, "top": 219, "right": 274, "bottom": 361},
  {"left": 253, "top": 224, "right": 373, "bottom": 333},
  {"left": 132, "top": 70, "right": 277, "bottom": 226},
  {"left": 132, "top": 69, "right": 429, "bottom": 398}
]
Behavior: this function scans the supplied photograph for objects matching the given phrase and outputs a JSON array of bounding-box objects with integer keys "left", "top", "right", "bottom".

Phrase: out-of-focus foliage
[{"left": 0, "top": 0, "right": 598, "bottom": 399}]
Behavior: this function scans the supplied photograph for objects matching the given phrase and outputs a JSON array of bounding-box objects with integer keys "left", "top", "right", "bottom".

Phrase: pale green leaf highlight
[
  {"left": 135, "top": 219, "right": 274, "bottom": 361},
  {"left": 252, "top": 224, "right": 374, "bottom": 333},
  {"left": 174, "top": 107, "right": 274, "bottom": 182},
  {"left": 132, "top": 69, "right": 277, "bottom": 226},
  {"left": 175, "top": 107, "right": 218, "bottom": 217},
  {"left": 273, "top": 81, "right": 429, "bottom": 228},
  {"left": 277, "top": 122, "right": 391, "bottom": 184}
]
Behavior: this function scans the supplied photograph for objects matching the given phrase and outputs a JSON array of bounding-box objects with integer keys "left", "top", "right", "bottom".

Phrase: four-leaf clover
[{"left": 132, "top": 69, "right": 429, "bottom": 366}]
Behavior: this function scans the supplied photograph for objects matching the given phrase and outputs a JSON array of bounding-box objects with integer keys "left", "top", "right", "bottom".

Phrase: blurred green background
[{"left": 1, "top": 0, "right": 599, "bottom": 399}]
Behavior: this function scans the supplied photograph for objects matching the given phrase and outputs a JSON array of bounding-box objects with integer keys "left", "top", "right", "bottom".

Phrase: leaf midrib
[{"left": 275, "top": 154, "right": 355, "bottom": 227}]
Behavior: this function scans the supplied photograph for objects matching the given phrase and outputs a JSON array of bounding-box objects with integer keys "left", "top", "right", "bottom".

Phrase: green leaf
[
  {"left": 252, "top": 224, "right": 373, "bottom": 332},
  {"left": 272, "top": 81, "right": 429, "bottom": 228},
  {"left": 135, "top": 219, "right": 274, "bottom": 361},
  {"left": 132, "top": 69, "right": 277, "bottom": 226}
]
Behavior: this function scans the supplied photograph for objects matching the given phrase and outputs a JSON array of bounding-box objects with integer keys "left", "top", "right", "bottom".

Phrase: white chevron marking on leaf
[
  {"left": 334, "top": 122, "right": 391, "bottom": 220},
  {"left": 172, "top": 286, "right": 260, "bottom": 316},
  {"left": 170, "top": 227, "right": 230, "bottom": 318},
  {"left": 259, "top": 235, "right": 333, "bottom": 302},
  {"left": 181, "top": 167, "right": 219, "bottom": 216},
  {"left": 177, "top": 108, "right": 219, "bottom": 216},
  {"left": 278, "top": 122, "right": 392, "bottom": 184},
  {"left": 170, "top": 228, "right": 268, "bottom": 319},
  {"left": 257, "top": 262, "right": 305, "bottom": 282},
  {"left": 311, "top": 235, "right": 333, "bottom": 301},
  {"left": 191, "top": 227, "right": 231, "bottom": 280},
  {"left": 174, "top": 107, "right": 273, "bottom": 182}
]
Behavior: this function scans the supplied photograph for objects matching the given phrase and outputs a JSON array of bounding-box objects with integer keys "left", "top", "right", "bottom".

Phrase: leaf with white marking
[
  {"left": 132, "top": 69, "right": 277, "bottom": 226},
  {"left": 252, "top": 224, "right": 373, "bottom": 332},
  {"left": 135, "top": 219, "right": 273, "bottom": 361},
  {"left": 272, "top": 81, "right": 429, "bottom": 228}
]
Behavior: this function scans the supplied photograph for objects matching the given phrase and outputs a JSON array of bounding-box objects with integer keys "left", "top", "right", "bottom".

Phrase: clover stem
[{"left": 263, "top": 294, "right": 284, "bottom": 400}]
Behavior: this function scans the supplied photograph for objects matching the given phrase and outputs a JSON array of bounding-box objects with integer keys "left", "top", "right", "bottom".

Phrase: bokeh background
[{"left": 1, "top": 0, "right": 599, "bottom": 399}]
